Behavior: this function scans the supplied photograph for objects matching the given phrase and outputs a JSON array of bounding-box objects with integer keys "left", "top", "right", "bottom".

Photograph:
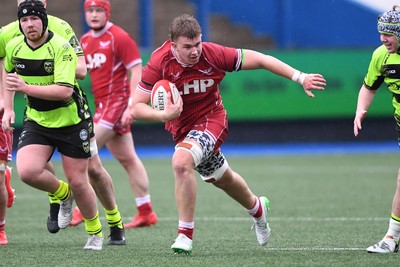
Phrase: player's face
[
  {"left": 380, "top": 33, "right": 399, "bottom": 53},
  {"left": 20, "top": 15, "right": 43, "bottom": 42},
  {"left": 85, "top": 6, "right": 107, "bottom": 30},
  {"left": 172, "top": 35, "right": 202, "bottom": 65}
]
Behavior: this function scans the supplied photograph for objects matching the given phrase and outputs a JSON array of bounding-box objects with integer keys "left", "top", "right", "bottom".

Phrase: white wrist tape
[
  {"left": 291, "top": 70, "right": 306, "bottom": 85},
  {"left": 291, "top": 70, "right": 300, "bottom": 82}
]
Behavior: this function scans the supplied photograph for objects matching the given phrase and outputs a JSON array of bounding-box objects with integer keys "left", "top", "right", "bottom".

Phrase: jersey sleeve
[
  {"left": 363, "top": 46, "right": 385, "bottom": 90},
  {"left": 115, "top": 30, "right": 142, "bottom": 69},
  {"left": 48, "top": 16, "right": 84, "bottom": 57},
  {"left": 0, "top": 27, "right": 7, "bottom": 59},
  {"left": 4, "top": 45, "right": 13, "bottom": 73},
  {"left": 138, "top": 41, "right": 170, "bottom": 94},
  {"left": 54, "top": 40, "right": 77, "bottom": 87},
  {"left": 202, "top": 42, "right": 241, "bottom": 72},
  {"left": 138, "top": 55, "right": 164, "bottom": 94},
  {"left": 4, "top": 37, "right": 23, "bottom": 73},
  {"left": 0, "top": 21, "right": 20, "bottom": 59}
]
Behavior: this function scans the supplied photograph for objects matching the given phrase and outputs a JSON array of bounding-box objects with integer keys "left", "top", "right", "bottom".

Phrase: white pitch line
[
  {"left": 266, "top": 247, "right": 365, "bottom": 251},
  {"left": 120, "top": 216, "right": 388, "bottom": 222}
]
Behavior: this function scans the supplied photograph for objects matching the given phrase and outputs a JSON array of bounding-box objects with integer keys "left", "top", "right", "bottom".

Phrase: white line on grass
[
  {"left": 121, "top": 216, "right": 388, "bottom": 222},
  {"left": 121, "top": 216, "right": 370, "bottom": 252},
  {"left": 266, "top": 247, "right": 365, "bottom": 251}
]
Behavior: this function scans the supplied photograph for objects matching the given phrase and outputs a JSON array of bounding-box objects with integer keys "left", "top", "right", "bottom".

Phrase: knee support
[
  {"left": 175, "top": 141, "right": 203, "bottom": 167},
  {"left": 90, "top": 138, "right": 98, "bottom": 157},
  {"left": 200, "top": 160, "right": 229, "bottom": 183}
]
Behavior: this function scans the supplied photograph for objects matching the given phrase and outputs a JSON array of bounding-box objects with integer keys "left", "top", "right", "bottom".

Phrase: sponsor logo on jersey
[
  {"left": 15, "top": 63, "right": 25, "bottom": 69},
  {"left": 65, "top": 28, "right": 72, "bottom": 35},
  {"left": 182, "top": 79, "right": 214, "bottom": 95},
  {"left": 86, "top": 53, "right": 106, "bottom": 69},
  {"left": 63, "top": 54, "right": 73, "bottom": 62}
]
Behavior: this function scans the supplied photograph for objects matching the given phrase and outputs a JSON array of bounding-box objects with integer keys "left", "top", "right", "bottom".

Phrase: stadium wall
[
  {"left": 189, "top": 0, "right": 382, "bottom": 49},
  {"left": 10, "top": 49, "right": 391, "bottom": 128}
]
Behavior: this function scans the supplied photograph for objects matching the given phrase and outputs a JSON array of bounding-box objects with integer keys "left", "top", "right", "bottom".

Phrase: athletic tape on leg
[{"left": 175, "top": 141, "right": 203, "bottom": 167}]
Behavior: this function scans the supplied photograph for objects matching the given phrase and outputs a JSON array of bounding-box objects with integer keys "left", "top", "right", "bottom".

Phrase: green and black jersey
[
  {"left": 0, "top": 15, "right": 83, "bottom": 58},
  {"left": 364, "top": 44, "right": 400, "bottom": 115},
  {"left": 4, "top": 31, "right": 88, "bottom": 128}
]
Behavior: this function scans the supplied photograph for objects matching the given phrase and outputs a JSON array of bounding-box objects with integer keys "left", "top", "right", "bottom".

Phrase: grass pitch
[{"left": 2, "top": 152, "right": 400, "bottom": 266}]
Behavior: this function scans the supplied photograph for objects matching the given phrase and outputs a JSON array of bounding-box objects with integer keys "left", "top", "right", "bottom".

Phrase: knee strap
[
  {"left": 90, "top": 138, "right": 98, "bottom": 158},
  {"left": 175, "top": 141, "right": 203, "bottom": 167},
  {"left": 200, "top": 160, "right": 229, "bottom": 183}
]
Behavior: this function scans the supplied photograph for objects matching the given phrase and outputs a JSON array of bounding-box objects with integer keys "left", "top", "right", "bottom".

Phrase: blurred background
[{"left": 1, "top": 0, "right": 398, "bottom": 147}]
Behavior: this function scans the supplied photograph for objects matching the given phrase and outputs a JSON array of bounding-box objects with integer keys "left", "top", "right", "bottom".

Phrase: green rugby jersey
[
  {"left": 0, "top": 15, "right": 83, "bottom": 58},
  {"left": 4, "top": 31, "right": 87, "bottom": 128},
  {"left": 364, "top": 45, "right": 400, "bottom": 116},
  {"left": 364, "top": 45, "right": 400, "bottom": 93}
]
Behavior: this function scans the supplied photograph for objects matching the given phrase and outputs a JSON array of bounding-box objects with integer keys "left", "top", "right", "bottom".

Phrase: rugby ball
[{"left": 151, "top": 80, "right": 180, "bottom": 111}]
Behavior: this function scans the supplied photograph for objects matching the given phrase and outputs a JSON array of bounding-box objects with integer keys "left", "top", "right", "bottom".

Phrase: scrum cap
[
  {"left": 18, "top": 0, "right": 48, "bottom": 37},
  {"left": 378, "top": 5, "right": 400, "bottom": 41},
  {"left": 84, "top": 0, "right": 110, "bottom": 21}
]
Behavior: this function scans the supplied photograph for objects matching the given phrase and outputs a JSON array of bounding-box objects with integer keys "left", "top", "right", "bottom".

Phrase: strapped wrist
[{"left": 291, "top": 70, "right": 306, "bottom": 85}]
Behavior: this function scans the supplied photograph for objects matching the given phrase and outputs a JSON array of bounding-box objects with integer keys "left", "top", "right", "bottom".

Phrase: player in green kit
[
  {"left": 2, "top": 0, "right": 103, "bottom": 250},
  {"left": 354, "top": 5, "right": 400, "bottom": 254},
  {"left": 0, "top": 0, "right": 125, "bottom": 245},
  {"left": 0, "top": 0, "right": 87, "bottom": 234}
]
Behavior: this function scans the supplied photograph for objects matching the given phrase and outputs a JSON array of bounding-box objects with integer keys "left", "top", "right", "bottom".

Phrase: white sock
[
  {"left": 246, "top": 197, "right": 260, "bottom": 217},
  {"left": 135, "top": 195, "right": 151, "bottom": 206},
  {"left": 178, "top": 220, "right": 194, "bottom": 229},
  {"left": 385, "top": 218, "right": 400, "bottom": 241}
]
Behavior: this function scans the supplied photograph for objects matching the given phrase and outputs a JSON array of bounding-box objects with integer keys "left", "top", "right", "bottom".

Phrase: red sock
[
  {"left": 0, "top": 224, "right": 5, "bottom": 231},
  {"left": 178, "top": 227, "right": 194, "bottom": 240},
  {"left": 253, "top": 198, "right": 263, "bottom": 218},
  {"left": 137, "top": 202, "right": 153, "bottom": 215}
]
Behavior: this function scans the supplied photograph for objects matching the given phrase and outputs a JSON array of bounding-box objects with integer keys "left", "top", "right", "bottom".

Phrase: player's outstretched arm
[
  {"left": 241, "top": 49, "right": 326, "bottom": 97},
  {"left": 301, "top": 73, "right": 326, "bottom": 98},
  {"left": 353, "top": 85, "right": 376, "bottom": 137}
]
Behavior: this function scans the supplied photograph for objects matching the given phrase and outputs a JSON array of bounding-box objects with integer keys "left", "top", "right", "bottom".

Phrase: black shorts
[
  {"left": 87, "top": 116, "right": 95, "bottom": 139},
  {"left": 17, "top": 120, "right": 91, "bottom": 159}
]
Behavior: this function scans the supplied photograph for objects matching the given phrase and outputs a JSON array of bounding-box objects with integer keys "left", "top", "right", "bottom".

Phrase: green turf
[{"left": 2, "top": 153, "right": 400, "bottom": 266}]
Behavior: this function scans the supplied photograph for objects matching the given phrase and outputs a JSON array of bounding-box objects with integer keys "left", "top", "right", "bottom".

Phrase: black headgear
[{"left": 18, "top": 0, "right": 48, "bottom": 38}]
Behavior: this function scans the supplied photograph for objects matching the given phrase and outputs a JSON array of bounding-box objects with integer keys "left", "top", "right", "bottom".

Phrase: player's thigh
[
  {"left": 16, "top": 144, "right": 53, "bottom": 178},
  {"left": 61, "top": 155, "right": 89, "bottom": 185},
  {"left": 106, "top": 132, "right": 137, "bottom": 162},
  {"left": 93, "top": 122, "right": 116, "bottom": 149}
]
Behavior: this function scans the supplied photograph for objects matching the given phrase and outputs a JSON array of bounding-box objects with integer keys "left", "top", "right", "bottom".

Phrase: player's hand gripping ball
[{"left": 151, "top": 80, "right": 180, "bottom": 111}]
